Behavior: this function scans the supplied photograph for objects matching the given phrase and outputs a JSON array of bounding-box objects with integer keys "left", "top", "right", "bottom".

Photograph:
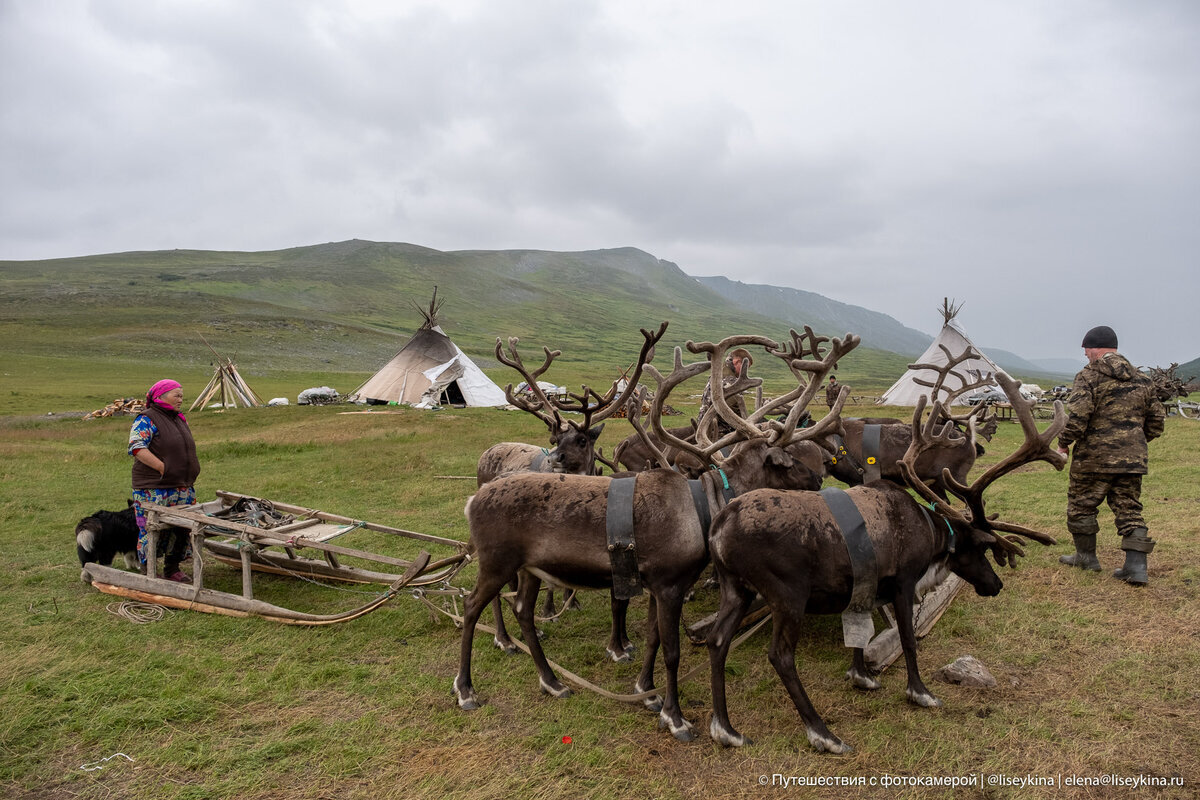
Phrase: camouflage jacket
[
  {"left": 1058, "top": 352, "right": 1166, "bottom": 474},
  {"left": 825, "top": 381, "right": 844, "bottom": 406}
]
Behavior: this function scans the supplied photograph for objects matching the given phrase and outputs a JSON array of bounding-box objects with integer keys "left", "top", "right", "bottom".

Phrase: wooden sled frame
[
  {"left": 81, "top": 490, "right": 469, "bottom": 625},
  {"left": 685, "top": 573, "right": 965, "bottom": 672}
]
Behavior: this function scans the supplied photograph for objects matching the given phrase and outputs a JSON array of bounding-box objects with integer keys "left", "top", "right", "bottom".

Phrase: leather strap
[
  {"left": 819, "top": 487, "right": 878, "bottom": 613},
  {"left": 687, "top": 479, "right": 711, "bottom": 536},
  {"left": 862, "top": 424, "right": 882, "bottom": 483},
  {"left": 606, "top": 476, "right": 642, "bottom": 599}
]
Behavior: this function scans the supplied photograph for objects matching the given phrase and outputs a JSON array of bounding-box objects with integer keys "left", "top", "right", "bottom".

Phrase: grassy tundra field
[{"left": 2, "top": 353, "right": 1198, "bottom": 800}]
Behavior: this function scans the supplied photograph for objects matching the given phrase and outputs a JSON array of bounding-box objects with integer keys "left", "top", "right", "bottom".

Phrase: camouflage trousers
[{"left": 1066, "top": 472, "right": 1145, "bottom": 538}]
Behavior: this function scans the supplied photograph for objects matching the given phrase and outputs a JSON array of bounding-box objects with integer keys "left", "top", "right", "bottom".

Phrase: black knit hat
[{"left": 1081, "top": 325, "right": 1118, "bottom": 349}]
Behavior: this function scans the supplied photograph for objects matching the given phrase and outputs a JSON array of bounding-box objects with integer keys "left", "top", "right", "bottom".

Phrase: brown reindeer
[
  {"left": 824, "top": 347, "right": 997, "bottom": 496},
  {"left": 476, "top": 324, "right": 666, "bottom": 485},
  {"left": 706, "top": 369, "right": 1066, "bottom": 754},
  {"left": 454, "top": 327, "right": 860, "bottom": 741},
  {"left": 476, "top": 324, "right": 666, "bottom": 659}
]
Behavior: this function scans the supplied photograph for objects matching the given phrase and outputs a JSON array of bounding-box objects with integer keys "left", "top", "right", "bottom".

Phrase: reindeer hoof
[
  {"left": 709, "top": 718, "right": 751, "bottom": 748},
  {"left": 635, "top": 681, "right": 663, "bottom": 712},
  {"left": 493, "top": 637, "right": 519, "bottom": 655},
  {"left": 452, "top": 677, "right": 480, "bottom": 711},
  {"left": 658, "top": 712, "right": 696, "bottom": 742},
  {"left": 538, "top": 678, "right": 572, "bottom": 699},
  {"left": 607, "top": 647, "right": 632, "bottom": 663},
  {"left": 807, "top": 729, "right": 852, "bottom": 754},
  {"left": 846, "top": 669, "right": 882, "bottom": 691},
  {"left": 907, "top": 689, "right": 943, "bottom": 708}
]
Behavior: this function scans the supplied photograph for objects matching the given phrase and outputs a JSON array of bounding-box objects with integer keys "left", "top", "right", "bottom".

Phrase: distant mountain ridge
[
  {"left": 0, "top": 239, "right": 1076, "bottom": 387},
  {"left": 692, "top": 275, "right": 1075, "bottom": 383},
  {"left": 691, "top": 276, "right": 933, "bottom": 356}
]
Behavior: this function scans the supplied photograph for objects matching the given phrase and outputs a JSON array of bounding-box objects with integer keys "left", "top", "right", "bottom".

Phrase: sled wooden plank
[{"left": 864, "top": 573, "right": 965, "bottom": 672}]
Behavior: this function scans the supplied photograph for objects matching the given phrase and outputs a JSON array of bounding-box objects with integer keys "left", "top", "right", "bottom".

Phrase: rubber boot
[
  {"left": 1059, "top": 534, "right": 1101, "bottom": 572},
  {"left": 1113, "top": 528, "right": 1154, "bottom": 586}
]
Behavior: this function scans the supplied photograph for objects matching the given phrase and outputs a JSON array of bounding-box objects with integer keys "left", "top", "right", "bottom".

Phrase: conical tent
[
  {"left": 190, "top": 340, "right": 264, "bottom": 411},
  {"left": 348, "top": 290, "right": 507, "bottom": 408},
  {"left": 879, "top": 299, "right": 1001, "bottom": 406}
]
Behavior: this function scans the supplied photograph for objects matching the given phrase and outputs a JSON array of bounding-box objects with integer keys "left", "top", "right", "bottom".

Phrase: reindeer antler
[
  {"left": 634, "top": 329, "right": 861, "bottom": 471},
  {"left": 496, "top": 323, "right": 668, "bottom": 436},
  {"left": 901, "top": 368, "right": 1066, "bottom": 562},
  {"left": 755, "top": 327, "right": 861, "bottom": 448},
  {"left": 551, "top": 323, "right": 668, "bottom": 432},
  {"left": 495, "top": 337, "right": 567, "bottom": 432}
]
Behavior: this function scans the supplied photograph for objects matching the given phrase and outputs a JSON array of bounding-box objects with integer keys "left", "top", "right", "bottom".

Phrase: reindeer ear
[
  {"left": 765, "top": 447, "right": 795, "bottom": 468},
  {"left": 587, "top": 422, "right": 604, "bottom": 441}
]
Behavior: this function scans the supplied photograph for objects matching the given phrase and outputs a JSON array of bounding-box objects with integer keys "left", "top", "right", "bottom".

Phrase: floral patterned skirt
[{"left": 131, "top": 487, "right": 196, "bottom": 566}]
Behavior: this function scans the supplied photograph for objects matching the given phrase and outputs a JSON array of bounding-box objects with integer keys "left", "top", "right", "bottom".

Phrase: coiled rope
[{"left": 106, "top": 601, "right": 173, "bottom": 624}]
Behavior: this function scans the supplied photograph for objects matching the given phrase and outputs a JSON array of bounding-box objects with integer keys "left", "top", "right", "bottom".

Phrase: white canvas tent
[
  {"left": 348, "top": 290, "right": 507, "bottom": 408},
  {"left": 880, "top": 299, "right": 1002, "bottom": 406}
]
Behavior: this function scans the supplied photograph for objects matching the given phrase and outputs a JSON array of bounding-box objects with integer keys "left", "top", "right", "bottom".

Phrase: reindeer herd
[{"left": 454, "top": 321, "right": 1067, "bottom": 753}]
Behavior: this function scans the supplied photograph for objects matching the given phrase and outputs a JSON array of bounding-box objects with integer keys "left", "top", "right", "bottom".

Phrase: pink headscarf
[{"left": 146, "top": 379, "right": 186, "bottom": 419}]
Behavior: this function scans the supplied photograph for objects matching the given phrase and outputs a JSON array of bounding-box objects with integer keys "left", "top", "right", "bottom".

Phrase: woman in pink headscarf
[{"left": 128, "top": 379, "right": 201, "bottom": 582}]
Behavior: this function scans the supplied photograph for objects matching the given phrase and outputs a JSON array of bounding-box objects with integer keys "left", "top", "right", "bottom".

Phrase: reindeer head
[
  {"left": 900, "top": 355, "right": 1067, "bottom": 590},
  {"left": 628, "top": 327, "right": 860, "bottom": 493},
  {"left": 496, "top": 323, "right": 667, "bottom": 475}
]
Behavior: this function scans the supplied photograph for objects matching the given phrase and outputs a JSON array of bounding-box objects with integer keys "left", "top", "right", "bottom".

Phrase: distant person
[
  {"left": 1056, "top": 326, "right": 1165, "bottom": 585},
  {"left": 825, "top": 375, "right": 846, "bottom": 409},
  {"left": 129, "top": 379, "right": 200, "bottom": 582},
  {"left": 699, "top": 348, "right": 753, "bottom": 436}
]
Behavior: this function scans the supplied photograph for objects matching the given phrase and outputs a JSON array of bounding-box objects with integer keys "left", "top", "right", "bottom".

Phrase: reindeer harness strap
[
  {"left": 687, "top": 480, "right": 712, "bottom": 537},
  {"left": 918, "top": 503, "right": 955, "bottom": 553},
  {"left": 818, "top": 487, "right": 879, "bottom": 649},
  {"left": 828, "top": 433, "right": 863, "bottom": 477},
  {"left": 861, "top": 424, "right": 882, "bottom": 483},
  {"left": 605, "top": 476, "right": 643, "bottom": 600}
]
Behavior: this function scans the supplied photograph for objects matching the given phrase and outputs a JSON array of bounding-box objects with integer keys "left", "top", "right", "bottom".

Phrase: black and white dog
[
  {"left": 75, "top": 501, "right": 192, "bottom": 571},
  {"left": 75, "top": 501, "right": 140, "bottom": 568}
]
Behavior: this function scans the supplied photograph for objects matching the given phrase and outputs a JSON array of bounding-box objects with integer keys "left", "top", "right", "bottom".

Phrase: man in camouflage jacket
[{"left": 1057, "top": 325, "right": 1166, "bottom": 585}]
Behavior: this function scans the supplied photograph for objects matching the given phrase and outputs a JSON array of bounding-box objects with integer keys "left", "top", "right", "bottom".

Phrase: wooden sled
[
  {"left": 80, "top": 490, "right": 469, "bottom": 625},
  {"left": 684, "top": 573, "right": 965, "bottom": 672}
]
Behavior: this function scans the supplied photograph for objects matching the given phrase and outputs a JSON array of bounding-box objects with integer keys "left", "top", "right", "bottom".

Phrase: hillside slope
[{"left": 1, "top": 239, "right": 1064, "bottom": 390}]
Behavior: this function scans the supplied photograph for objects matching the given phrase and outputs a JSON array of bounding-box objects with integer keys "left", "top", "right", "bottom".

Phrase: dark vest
[{"left": 132, "top": 405, "right": 201, "bottom": 490}]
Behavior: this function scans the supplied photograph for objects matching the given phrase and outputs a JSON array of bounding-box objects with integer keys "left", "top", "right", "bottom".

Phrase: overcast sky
[{"left": 2, "top": 0, "right": 1197, "bottom": 367}]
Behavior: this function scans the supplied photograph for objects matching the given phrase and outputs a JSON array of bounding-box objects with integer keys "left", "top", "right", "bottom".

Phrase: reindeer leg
[
  {"left": 768, "top": 608, "right": 852, "bottom": 754},
  {"left": 653, "top": 588, "right": 695, "bottom": 742},
  {"left": 564, "top": 588, "right": 581, "bottom": 610},
  {"left": 541, "top": 586, "right": 557, "bottom": 617},
  {"left": 895, "top": 587, "right": 941, "bottom": 708},
  {"left": 515, "top": 571, "right": 571, "bottom": 699},
  {"left": 846, "top": 647, "right": 882, "bottom": 691},
  {"left": 491, "top": 579, "right": 519, "bottom": 654},
  {"left": 454, "top": 571, "right": 511, "bottom": 711},
  {"left": 707, "top": 579, "right": 757, "bottom": 748},
  {"left": 606, "top": 595, "right": 634, "bottom": 662},
  {"left": 634, "top": 593, "right": 663, "bottom": 712}
]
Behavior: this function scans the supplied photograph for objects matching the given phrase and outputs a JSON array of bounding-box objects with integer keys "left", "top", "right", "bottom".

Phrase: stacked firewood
[
  {"left": 612, "top": 398, "right": 682, "bottom": 418},
  {"left": 84, "top": 398, "right": 145, "bottom": 419}
]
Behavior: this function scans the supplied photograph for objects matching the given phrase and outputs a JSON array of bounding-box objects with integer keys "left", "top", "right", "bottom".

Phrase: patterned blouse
[{"left": 127, "top": 414, "right": 158, "bottom": 455}]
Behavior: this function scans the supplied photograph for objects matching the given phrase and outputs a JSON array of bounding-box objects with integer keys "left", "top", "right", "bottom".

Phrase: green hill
[{"left": 1, "top": 239, "right": 1069, "bottom": 407}]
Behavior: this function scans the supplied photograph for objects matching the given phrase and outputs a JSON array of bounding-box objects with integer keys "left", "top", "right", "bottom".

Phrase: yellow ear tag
[
  {"left": 831, "top": 457, "right": 838, "bottom": 464},
  {"left": 866, "top": 456, "right": 876, "bottom": 465}
]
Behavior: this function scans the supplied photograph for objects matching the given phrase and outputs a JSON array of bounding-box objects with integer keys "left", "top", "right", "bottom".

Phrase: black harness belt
[
  {"left": 819, "top": 487, "right": 879, "bottom": 648},
  {"left": 687, "top": 479, "right": 711, "bottom": 537},
  {"left": 861, "top": 424, "right": 882, "bottom": 483},
  {"left": 606, "top": 476, "right": 643, "bottom": 600}
]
